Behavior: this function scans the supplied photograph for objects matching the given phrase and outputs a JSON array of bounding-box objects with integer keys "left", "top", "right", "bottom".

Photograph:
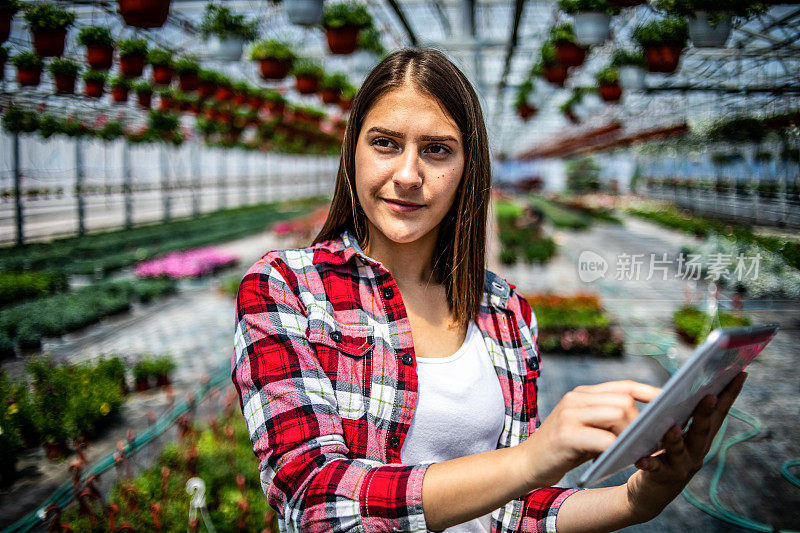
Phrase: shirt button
[
  {"left": 527, "top": 357, "right": 539, "bottom": 371},
  {"left": 330, "top": 331, "right": 342, "bottom": 343},
  {"left": 389, "top": 434, "right": 401, "bottom": 449},
  {"left": 402, "top": 353, "right": 413, "bottom": 366},
  {"left": 382, "top": 287, "right": 394, "bottom": 300}
]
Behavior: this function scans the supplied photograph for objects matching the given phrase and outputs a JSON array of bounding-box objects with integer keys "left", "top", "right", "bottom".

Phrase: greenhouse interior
[{"left": 0, "top": 0, "right": 799, "bottom": 531}]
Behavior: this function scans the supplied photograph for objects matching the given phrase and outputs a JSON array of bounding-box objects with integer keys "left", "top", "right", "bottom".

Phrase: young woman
[{"left": 231, "top": 48, "right": 746, "bottom": 533}]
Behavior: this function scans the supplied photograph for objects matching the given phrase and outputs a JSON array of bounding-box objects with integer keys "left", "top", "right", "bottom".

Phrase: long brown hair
[{"left": 313, "top": 48, "right": 491, "bottom": 326}]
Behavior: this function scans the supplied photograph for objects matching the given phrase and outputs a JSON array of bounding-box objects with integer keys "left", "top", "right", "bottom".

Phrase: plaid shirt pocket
[{"left": 307, "top": 307, "right": 374, "bottom": 420}]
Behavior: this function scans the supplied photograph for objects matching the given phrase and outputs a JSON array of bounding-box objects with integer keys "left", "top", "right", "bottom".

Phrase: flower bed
[
  {"left": 524, "top": 293, "right": 625, "bottom": 357},
  {"left": 272, "top": 205, "right": 331, "bottom": 246},
  {"left": 134, "top": 247, "right": 238, "bottom": 279},
  {"left": 0, "top": 270, "right": 68, "bottom": 307},
  {"left": 526, "top": 195, "right": 592, "bottom": 230},
  {"left": 673, "top": 306, "right": 750, "bottom": 346},
  {"left": 496, "top": 199, "right": 558, "bottom": 265}
]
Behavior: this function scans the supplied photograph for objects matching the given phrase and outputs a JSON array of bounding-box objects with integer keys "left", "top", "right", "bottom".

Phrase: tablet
[{"left": 576, "top": 323, "right": 779, "bottom": 488}]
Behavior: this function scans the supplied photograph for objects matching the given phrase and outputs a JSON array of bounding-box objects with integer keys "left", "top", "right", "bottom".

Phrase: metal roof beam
[{"left": 383, "top": 0, "right": 419, "bottom": 46}]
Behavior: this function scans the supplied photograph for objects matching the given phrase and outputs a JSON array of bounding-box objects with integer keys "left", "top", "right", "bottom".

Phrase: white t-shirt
[{"left": 400, "top": 320, "right": 506, "bottom": 533}]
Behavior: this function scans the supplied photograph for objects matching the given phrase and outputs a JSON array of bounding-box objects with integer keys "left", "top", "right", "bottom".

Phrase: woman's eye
[
  {"left": 426, "top": 144, "right": 451, "bottom": 155},
  {"left": 372, "top": 138, "right": 394, "bottom": 149}
]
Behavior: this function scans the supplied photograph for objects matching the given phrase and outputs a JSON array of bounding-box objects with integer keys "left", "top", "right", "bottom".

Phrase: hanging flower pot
[
  {"left": 632, "top": 18, "right": 688, "bottom": 74},
  {"left": 12, "top": 52, "right": 43, "bottom": 87},
  {"left": 322, "top": 2, "right": 371, "bottom": 54},
  {"left": 135, "top": 83, "right": 153, "bottom": 109},
  {"left": 175, "top": 58, "right": 200, "bottom": 91},
  {"left": 554, "top": 41, "right": 587, "bottom": 68},
  {"left": 688, "top": 11, "right": 732, "bottom": 47},
  {"left": 285, "top": 0, "right": 324, "bottom": 26},
  {"left": 573, "top": 12, "right": 611, "bottom": 46},
  {"left": 291, "top": 58, "right": 324, "bottom": 95},
  {"left": 642, "top": 44, "right": 683, "bottom": 73},
  {"left": 295, "top": 75, "right": 319, "bottom": 94},
  {"left": 326, "top": 25, "right": 360, "bottom": 54},
  {"left": 24, "top": 4, "right": 75, "bottom": 57},
  {"left": 83, "top": 71, "right": 106, "bottom": 98},
  {"left": 258, "top": 58, "right": 292, "bottom": 80},
  {"left": 53, "top": 73, "right": 76, "bottom": 94},
  {"left": 111, "top": 84, "right": 130, "bottom": 104},
  {"left": 214, "top": 82, "right": 234, "bottom": 102},
  {"left": 118, "top": 38, "right": 148, "bottom": 77},
  {"left": 516, "top": 102, "right": 538, "bottom": 121},
  {"left": 117, "top": 0, "right": 172, "bottom": 29},
  {"left": 87, "top": 44, "right": 114, "bottom": 70},
  {"left": 151, "top": 64, "right": 173, "bottom": 85},
  {"left": 158, "top": 90, "right": 175, "bottom": 111},
  {"left": 197, "top": 77, "right": 217, "bottom": 99},
  {"left": 598, "top": 82, "right": 622, "bottom": 102},
  {"left": 199, "top": 4, "right": 257, "bottom": 60},
  {"left": 32, "top": 28, "right": 67, "bottom": 57},
  {"left": 618, "top": 65, "right": 644, "bottom": 90},
  {"left": 207, "top": 35, "right": 245, "bottom": 61},
  {"left": 48, "top": 58, "right": 80, "bottom": 94},
  {"left": 542, "top": 64, "right": 568, "bottom": 86},
  {"left": 320, "top": 88, "right": 340, "bottom": 104},
  {"left": 337, "top": 97, "right": 353, "bottom": 112},
  {"left": 0, "top": 4, "right": 19, "bottom": 44}
]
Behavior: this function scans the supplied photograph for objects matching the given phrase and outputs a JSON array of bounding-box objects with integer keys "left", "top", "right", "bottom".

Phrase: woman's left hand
[{"left": 623, "top": 371, "right": 748, "bottom": 521}]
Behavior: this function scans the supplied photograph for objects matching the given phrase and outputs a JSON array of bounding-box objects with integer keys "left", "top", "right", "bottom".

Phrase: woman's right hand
[{"left": 520, "top": 380, "right": 663, "bottom": 488}]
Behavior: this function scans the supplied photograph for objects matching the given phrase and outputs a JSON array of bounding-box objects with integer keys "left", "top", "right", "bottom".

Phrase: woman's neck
[{"left": 362, "top": 225, "right": 440, "bottom": 290}]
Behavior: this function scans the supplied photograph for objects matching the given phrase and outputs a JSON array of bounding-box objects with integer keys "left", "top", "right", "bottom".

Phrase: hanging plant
[
  {"left": 632, "top": 17, "right": 689, "bottom": 73},
  {"left": 536, "top": 42, "right": 568, "bottom": 87},
  {"left": 338, "top": 84, "right": 357, "bottom": 112},
  {"left": 549, "top": 22, "right": 588, "bottom": 67},
  {"left": 358, "top": 26, "right": 386, "bottom": 56},
  {"left": 610, "top": 49, "right": 646, "bottom": 90},
  {"left": 319, "top": 72, "right": 349, "bottom": 104},
  {"left": 158, "top": 88, "right": 176, "bottom": 111},
  {"left": 284, "top": 0, "right": 323, "bottom": 26},
  {"left": 291, "top": 58, "right": 323, "bottom": 94},
  {"left": 0, "top": 45, "right": 7, "bottom": 81},
  {"left": 249, "top": 39, "right": 295, "bottom": 81},
  {"left": 0, "top": 0, "right": 20, "bottom": 44},
  {"left": 83, "top": 70, "right": 106, "bottom": 98},
  {"left": 656, "top": 0, "right": 765, "bottom": 47},
  {"left": 514, "top": 78, "right": 538, "bottom": 121},
  {"left": 322, "top": 1, "right": 372, "bottom": 55},
  {"left": 148, "top": 48, "right": 174, "bottom": 85},
  {"left": 595, "top": 66, "right": 622, "bottom": 102},
  {"left": 231, "top": 81, "right": 250, "bottom": 106},
  {"left": 11, "top": 51, "right": 43, "bottom": 87},
  {"left": 200, "top": 3, "right": 258, "bottom": 61},
  {"left": 213, "top": 74, "right": 233, "bottom": 101},
  {"left": 110, "top": 75, "right": 131, "bottom": 104},
  {"left": 48, "top": 57, "right": 80, "bottom": 94},
  {"left": 197, "top": 69, "right": 219, "bottom": 99},
  {"left": 78, "top": 27, "right": 114, "bottom": 70},
  {"left": 558, "top": 0, "right": 620, "bottom": 46},
  {"left": 175, "top": 57, "right": 200, "bottom": 91},
  {"left": 24, "top": 4, "right": 75, "bottom": 57},
  {"left": 117, "top": 0, "right": 172, "bottom": 29},
  {"left": 246, "top": 87, "right": 264, "bottom": 111},
  {"left": 264, "top": 89, "right": 287, "bottom": 115},
  {"left": 118, "top": 38, "right": 148, "bottom": 78},
  {"left": 559, "top": 88, "right": 587, "bottom": 124},
  {"left": 134, "top": 80, "right": 153, "bottom": 109}
]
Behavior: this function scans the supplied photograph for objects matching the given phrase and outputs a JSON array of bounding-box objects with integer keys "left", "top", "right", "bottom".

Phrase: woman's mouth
[{"left": 382, "top": 198, "right": 424, "bottom": 213}]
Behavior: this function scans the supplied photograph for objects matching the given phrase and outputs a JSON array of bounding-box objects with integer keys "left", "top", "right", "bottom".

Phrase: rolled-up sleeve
[{"left": 231, "top": 256, "right": 432, "bottom": 532}]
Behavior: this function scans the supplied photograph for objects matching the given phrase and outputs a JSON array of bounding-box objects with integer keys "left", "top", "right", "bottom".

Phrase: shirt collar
[{"left": 314, "top": 229, "right": 510, "bottom": 309}]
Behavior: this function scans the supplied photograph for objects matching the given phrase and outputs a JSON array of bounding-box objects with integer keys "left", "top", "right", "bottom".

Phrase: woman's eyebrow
[{"left": 366, "top": 126, "right": 459, "bottom": 144}]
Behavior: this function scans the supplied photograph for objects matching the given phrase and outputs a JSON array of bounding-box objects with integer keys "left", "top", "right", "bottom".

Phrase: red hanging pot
[
  {"left": 554, "top": 41, "right": 587, "bottom": 68},
  {"left": 643, "top": 44, "right": 683, "bottom": 73},
  {"left": 16, "top": 65, "right": 42, "bottom": 87},
  {"left": 120, "top": 53, "right": 145, "bottom": 77},
  {"left": 159, "top": 94, "right": 174, "bottom": 111},
  {"left": 151, "top": 64, "right": 173, "bottom": 85},
  {"left": 178, "top": 71, "right": 198, "bottom": 92},
  {"left": 112, "top": 86, "right": 129, "bottom": 103},
  {"left": 232, "top": 92, "right": 247, "bottom": 106},
  {"left": 337, "top": 97, "right": 353, "bottom": 112},
  {"left": 215, "top": 84, "right": 233, "bottom": 102},
  {"left": 0, "top": 9, "right": 13, "bottom": 43},
  {"left": 197, "top": 80, "right": 216, "bottom": 99},
  {"left": 598, "top": 82, "right": 622, "bottom": 102},
  {"left": 295, "top": 75, "right": 319, "bottom": 95},
  {"left": 320, "top": 88, "right": 340, "bottom": 104},
  {"left": 137, "top": 91, "right": 152, "bottom": 109},
  {"left": 54, "top": 73, "right": 77, "bottom": 94},
  {"left": 117, "top": 0, "right": 172, "bottom": 29},
  {"left": 266, "top": 101, "right": 285, "bottom": 116},
  {"left": 325, "top": 25, "right": 360, "bottom": 55},
  {"left": 32, "top": 28, "right": 67, "bottom": 57},
  {"left": 542, "top": 64, "right": 568, "bottom": 86},
  {"left": 84, "top": 79, "right": 105, "bottom": 98},
  {"left": 87, "top": 44, "right": 114, "bottom": 70},
  {"left": 248, "top": 95, "right": 263, "bottom": 111},
  {"left": 516, "top": 102, "right": 538, "bottom": 121},
  {"left": 258, "top": 58, "right": 291, "bottom": 81}
]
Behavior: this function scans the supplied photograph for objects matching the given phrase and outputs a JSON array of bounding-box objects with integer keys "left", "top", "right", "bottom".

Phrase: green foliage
[
  {"left": 323, "top": 1, "right": 372, "bottom": 28},
  {"left": 23, "top": 3, "right": 75, "bottom": 30},
  {"left": 10, "top": 51, "right": 43, "bottom": 69},
  {"left": 110, "top": 75, "right": 131, "bottom": 89},
  {"left": 707, "top": 116, "right": 765, "bottom": 143},
  {"left": 175, "top": 56, "right": 200, "bottom": 74},
  {"left": 632, "top": 17, "right": 689, "bottom": 47},
  {"left": 291, "top": 57, "right": 324, "bottom": 78},
  {"left": 0, "top": 0, "right": 20, "bottom": 13},
  {"left": 200, "top": 3, "right": 258, "bottom": 41},
  {"left": 358, "top": 26, "right": 385, "bottom": 55},
  {"left": 565, "top": 156, "right": 601, "bottom": 194},
  {"left": 133, "top": 80, "right": 153, "bottom": 94},
  {"left": 219, "top": 274, "right": 242, "bottom": 298},
  {"left": 320, "top": 71, "right": 350, "bottom": 91},
  {"left": 595, "top": 66, "right": 618, "bottom": 84},
  {"left": 0, "top": 270, "right": 68, "bottom": 307},
  {"left": 2, "top": 107, "right": 39, "bottom": 133},
  {"left": 549, "top": 22, "right": 578, "bottom": 44},
  {"left": 514, "top": 78, "right": 535, "bottom": 108},
  {"left": 82, "top": 69, "right": 106, "bottom": 83},
  {"left": 118, "top": 37, "right": 148, "bottom": 56},
  {"left": 527, "top": 195, "right": 592, "bottom": 230},
  {"left": 263, "top": 89, "right": 286, "bottom": 104},
  {"left": 77, "top": 26, "right": 113, "bottom": 46},
  {"left": 147, "top": 48, "right": 173, "bottom": 67},
  {"left": 673, "top": 306, "right": 750, "bottom": 345},
  {"left": 558, "top": 0, "right": 620, "bottom": 15},
  {"left": 611, "top": 49, "right": 645, "bottom": 68},
  {"left": 98, "top": 121, "right": 125, "bottom": 141},
  {"left": 539, "top": 41, "right": 558, "bottom": 66},
  {"left": 248, "top": 39, "right": 295, "bottom": 61},
  {"left": 496, "top": 199, "right": 558, "bottom": 265},
  {"left": 136, "top": 354, "right": 176, "bottom": 378},
  {"left": 0, "top": 371, "right": 24, "bottom": 480},
  {"left": 47, "top": 57, "right": 80, "bottom": 76}
]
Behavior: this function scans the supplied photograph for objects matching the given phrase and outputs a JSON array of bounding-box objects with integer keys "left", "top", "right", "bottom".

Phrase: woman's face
[{"left": 354, "top": 83, "right": 465, "bottom": 246}]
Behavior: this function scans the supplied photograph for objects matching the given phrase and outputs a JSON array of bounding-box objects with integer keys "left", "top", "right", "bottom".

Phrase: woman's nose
[{"left": 393, "top": 147, "right": 423, "bottom": 190}]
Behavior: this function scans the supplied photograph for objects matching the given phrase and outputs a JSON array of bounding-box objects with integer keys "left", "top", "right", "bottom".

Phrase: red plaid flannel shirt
[{"left": 231, "top": 229, "right": 581, "bottom": 532}]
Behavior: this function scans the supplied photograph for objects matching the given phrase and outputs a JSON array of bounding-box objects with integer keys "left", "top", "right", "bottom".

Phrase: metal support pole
[
  {"left": 190, "top": 142, "right": 201, "bottom": 217},
  {"left": 122, "top": 141, "right": 133, "bottom": 229},
  {"left": 239, "top": 149, "right": 248, "bottom": 207},
  {"left": 160, "top": 144, "right": 171, "bottom": 223},
  {"left": 75, "top": 137, "right": 86, "bottom": 236},
  {"left": 218, "top": 149, "right": 227, "bottom": 210},
  {"left": 13, "top": 133, "right": 23, "bottom": 246}
]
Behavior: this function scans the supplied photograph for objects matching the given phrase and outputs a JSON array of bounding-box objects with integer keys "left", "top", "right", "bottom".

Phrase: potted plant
[
  {"left": 117, "top": 0, "right": 171, "bottom": 28},
  {"left": 559, "top": 89, "right": 584, "bottom": 124},
  {"left": 214, "top": 74, "right": 233, "bottom": 101},
  {"left": 595, "top": 66, "right": 622, "bottom": 101},
  {"left": 0, "top": 45, "right": 7, "bottom": 81},
  {"left": 264, "top": 89, "right": 287, "bottom": 115},
  {"left": 231, "top": 80, "right": 250, "bottom": 105},
  {"left": 175, "top": 57, "right": 199, "bottom": 91},
  {"left": 338, "top": 84, "right": 357, "bottom": 112},
  {"left": 150, "top": 354, "right": 176, "bottom": 387},
  {"left": 24, "top": 3, "right": 75, "bottom": 57},
  {"left": 0, "top": 0, "right": 19, "bottom": 43},
  {"left": 249, "top": 39, "right": 295, "bottom": 81},
  {"left": 11, "top": 51, "right": 43, "bottom": 87},
  {"left": 558, "top": 0, "right": 620, "bottom": 46},
  {"left": 78, "top": 26, "right": 114, "bottom": 70},
  {"left": 358, "top": 25, "right": 386, "bottom": 56},
  {"left": 158, "top": 88, "right": 175, "bottom": 111},
  {"left": 133, "top": 361, "right": 151, "bottom": 391},
  {"left": 319, "top": 71, "right": 349, "bottom": 104},
  {"left": 514, "top": 78, "right": 538, "bottom": 121},
  {"left": 550, "top": 22, "right": 588, "bottom": 67},
  {"left": 148, "top": 48, "right": 173, "bottom": 85},
  {"left": 284, "top": 0, "right": 323, "bottom": 26},
  {"left": 199, "top": 3, "right": 258, "bottom": 61},
  {"left": 110, "top": 75, "right": 131, "bottom": 103},
  {"left": 537, "top": 42, "right": 568, "bottom": 87},
  {"left": 197, "top": 69, "right": 219, "bottom": 98},
  {"left": 48, "top": 57, "right": 80, "bottom": 94},
  {"left": 247, "top": 87, "right": 264, "bottom": 111},
  {"left": 292, "top": 58, "right": 323, "bottom": 94},
  {"left": 117, "top": 38, "right": 147, "bottom": 79},
  {"left": 83, "top": 70, "right": 106, "bottom": 98},
  {"left": 610, "top": 49, "right": 646, "bottom": 90},
  {"left": 322, "top": 1, "right": 372, "bottom": 55},
  {"left": 632, "top": 17, "right": 689, "bottom": 73},
  {"left": 656, "top": 0, "right": 766, "bottom": 47},
  {"left": 134, "top": 80, "right": 153, "bottom": 108}
]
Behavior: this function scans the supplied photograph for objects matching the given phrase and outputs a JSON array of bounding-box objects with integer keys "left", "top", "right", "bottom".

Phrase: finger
[
  {"left": 569, "top": 427, "right": 618, "bottom": 457},
  {"left": 574, "top": 380, "right": 662, "bottom": 403},
  {"left": 569, "top": 391, "right": 643, "bottom": 415},
  {"left": 661, "top": 424, "right": 692, "bottom": 469},
  {"left": 575, "top": 405, "right": 637, "bottom": 436},
  {"left": 685, "top": 395, "right": 718, "bottom": 457},
  {"left": 708, "top": 372, "right": 747, "bottom": 434}
]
